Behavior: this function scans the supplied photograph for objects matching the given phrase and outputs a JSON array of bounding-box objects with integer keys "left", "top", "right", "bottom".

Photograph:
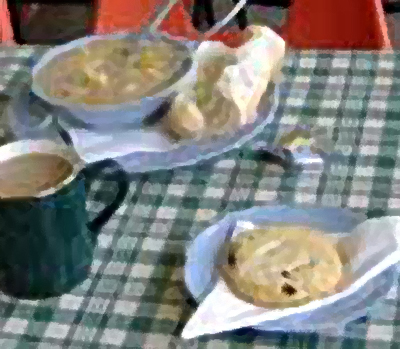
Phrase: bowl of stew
[{"left": 31, "top": 32, "right": 199, "bottom": 130}]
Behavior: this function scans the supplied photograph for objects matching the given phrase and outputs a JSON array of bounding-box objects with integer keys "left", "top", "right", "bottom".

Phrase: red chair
[
  {"left": 0, "top": 0, "right": 393, "bottom": 49},
  {"left": 96, "top": 0, "right": 391, "bottom": 49},
  {"left": 227, "top": 0, "right": 391, "bottom": 49},
  {"left": 95, "top": 0, "right": 251, "bottom": 47},
  {"left": 0, "top": 0, "right": 15, "bottom": 45},
  {"left": 283, "top": 0, "right": 391, "bottom": 49}
]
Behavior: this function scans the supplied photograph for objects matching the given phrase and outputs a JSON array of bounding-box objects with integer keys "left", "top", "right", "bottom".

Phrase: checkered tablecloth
[{"left": 0, "top": 46, "right": 400, "bottom": 348}]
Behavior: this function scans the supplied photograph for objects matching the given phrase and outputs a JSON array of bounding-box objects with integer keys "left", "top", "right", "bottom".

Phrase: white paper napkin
[
  {"left": 68, "top": 128, "right": 177, "bottom": 164},
  {"left": 191, "top": 25, "right": 286, "bottom": 128}
]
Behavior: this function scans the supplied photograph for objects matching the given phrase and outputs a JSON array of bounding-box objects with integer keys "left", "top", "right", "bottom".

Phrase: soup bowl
[{"left": 31, "top": 33, "right": 199, "bottom": 130}]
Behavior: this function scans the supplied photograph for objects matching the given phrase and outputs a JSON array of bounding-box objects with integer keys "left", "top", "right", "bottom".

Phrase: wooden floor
[{"left": 23, "top": 5, "right": 89, "bottom": 43}]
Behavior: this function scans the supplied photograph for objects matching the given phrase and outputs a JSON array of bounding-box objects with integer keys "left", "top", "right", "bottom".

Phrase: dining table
[{"left": 0, "top": 43, "right": 399, "bottom": 349}]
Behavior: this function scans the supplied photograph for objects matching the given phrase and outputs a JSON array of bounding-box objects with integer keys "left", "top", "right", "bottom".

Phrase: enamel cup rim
[{"left": 0, "top": 139, "right": 85, "bottom": 199}]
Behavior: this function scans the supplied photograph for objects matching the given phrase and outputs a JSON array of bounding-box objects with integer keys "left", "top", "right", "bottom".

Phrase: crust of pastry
[{"left": 221, "top": 226, "right": 343, "bottom": 308}]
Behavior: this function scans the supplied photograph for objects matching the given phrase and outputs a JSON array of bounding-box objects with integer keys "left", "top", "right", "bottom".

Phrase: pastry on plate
[
  {"left": 163, "top": 25, "right": 286, "bottom": 142},
  {"left": 221, "top": 226, "right": 343, "bottom": 308},
  {"left": 162, "top": 53, "right": 240, "bottom": 141}
]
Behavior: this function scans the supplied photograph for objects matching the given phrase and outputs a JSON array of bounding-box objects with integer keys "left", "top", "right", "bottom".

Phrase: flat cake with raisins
[{"left": 220, "top": 226, "right": 343, "bottom": 308}]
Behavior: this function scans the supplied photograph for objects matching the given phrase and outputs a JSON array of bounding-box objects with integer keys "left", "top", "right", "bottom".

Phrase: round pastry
[
  {"left": 163, "top": 52, "right": 241, "bottom": 141},
  {"left": 162, "top": 93, "right": 205, "bottom": 141},
  {"left": 221, "top": 226, "right": 343, "bottom": 308}
]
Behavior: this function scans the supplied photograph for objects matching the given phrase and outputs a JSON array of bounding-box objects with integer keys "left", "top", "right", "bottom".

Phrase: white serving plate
[
  {"left": 31, "top": 33, "right": 199, "bottom": 130},
  {"left": 9, "top": 76, "right": 282, "bottom": 173}
]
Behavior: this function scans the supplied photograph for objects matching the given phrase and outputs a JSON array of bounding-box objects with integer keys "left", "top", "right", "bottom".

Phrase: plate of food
[
  {"left": 31, "top": 32, "right": 199, "bottom": 129},
  {"left": 183, "top": 206, "right": 400, "bottom": 338},
  {"left": 15, "top": 26, "right": 285, "bottom": 173}
]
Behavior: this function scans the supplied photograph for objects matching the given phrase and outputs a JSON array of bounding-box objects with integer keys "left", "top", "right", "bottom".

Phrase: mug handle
[{"left": 81, "top": 159, "right": 129, "bottom": 234}]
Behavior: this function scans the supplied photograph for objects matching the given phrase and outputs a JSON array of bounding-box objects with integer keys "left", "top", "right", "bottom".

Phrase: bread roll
[
  {"left": 163, "top": 93, "right": 205, "bottom": 140},
  {"left": 164, "top": 54, "right": 239, "bottom": 140}
]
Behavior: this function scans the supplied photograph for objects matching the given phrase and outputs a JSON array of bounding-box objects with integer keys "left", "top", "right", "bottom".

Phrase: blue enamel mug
[{"left": 0, "top": 139, "right": 129, "bottom": 299}]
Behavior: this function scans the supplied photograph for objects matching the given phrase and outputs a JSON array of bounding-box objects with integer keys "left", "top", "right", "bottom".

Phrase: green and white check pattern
[{"left": 0, "top": 47, "right": 399, "bottom": 348}]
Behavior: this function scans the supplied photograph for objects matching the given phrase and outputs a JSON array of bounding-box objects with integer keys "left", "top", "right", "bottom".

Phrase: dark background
[{"left": 14, "top": 1, "right": 400, "bottom": 45}]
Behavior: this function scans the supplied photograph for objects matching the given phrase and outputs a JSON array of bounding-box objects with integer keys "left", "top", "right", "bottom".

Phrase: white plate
[
  {"left": 9, "top": 76, "right": 281, "bottom": 173},
  {"left": 185, "top": 206, "right": 367, "bottom": 302},
  {"left": 62, "top": 81, "right": 280, "bottom": 171},
  {"left": 184, "top": 206, "right": 397, "bottom": 335}
]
